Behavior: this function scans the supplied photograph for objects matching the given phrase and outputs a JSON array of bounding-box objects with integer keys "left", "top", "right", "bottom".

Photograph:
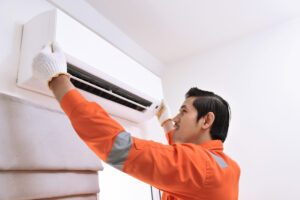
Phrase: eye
[{"left": 179, "top": 109, "right": 187, "bottom": 114}]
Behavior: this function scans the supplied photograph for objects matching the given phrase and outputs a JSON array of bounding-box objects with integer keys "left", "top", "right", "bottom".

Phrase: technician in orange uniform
[{"left": 32, "top": 43, "right": 241, "bottom": 200}]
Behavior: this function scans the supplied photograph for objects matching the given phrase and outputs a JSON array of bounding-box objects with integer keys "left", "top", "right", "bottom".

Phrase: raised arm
[
  {"left": 32, "top": 43, "right": 209, "bottom": 199},
  {"left": 49, "top": 74, "right": 74, "bottom": 102}
]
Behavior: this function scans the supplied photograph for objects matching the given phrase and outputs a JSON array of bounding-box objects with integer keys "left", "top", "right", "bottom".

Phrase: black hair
[{"left": 185, "top": 87, "right": 231, "bottom": 143}]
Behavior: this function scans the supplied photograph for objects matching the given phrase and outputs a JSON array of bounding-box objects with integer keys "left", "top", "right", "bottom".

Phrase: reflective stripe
[
  {"left": 106, "top": 131, "right": 133, "bottom": 171},
  {"left": 208, "top": 151, "right": 228, "bottom": 168}
]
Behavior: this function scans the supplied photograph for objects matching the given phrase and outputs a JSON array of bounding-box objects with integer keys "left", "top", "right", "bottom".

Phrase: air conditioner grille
[{"left": 67, "top": 63, "right": 152, "bottom": 112}]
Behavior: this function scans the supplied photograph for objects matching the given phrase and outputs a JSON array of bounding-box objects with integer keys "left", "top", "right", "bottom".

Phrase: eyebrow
[{"left": 180, "top": 105, "right": 188, "bottom": 110}]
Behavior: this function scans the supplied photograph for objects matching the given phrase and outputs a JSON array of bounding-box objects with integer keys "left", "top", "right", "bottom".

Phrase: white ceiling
[{"left": 85, "top": 0, "right": 300, "bottom": 65}]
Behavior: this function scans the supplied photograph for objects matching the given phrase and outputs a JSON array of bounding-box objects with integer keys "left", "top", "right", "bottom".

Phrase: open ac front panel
[{"left": 17, "top": 9, "right": 161, "bottom": 123}]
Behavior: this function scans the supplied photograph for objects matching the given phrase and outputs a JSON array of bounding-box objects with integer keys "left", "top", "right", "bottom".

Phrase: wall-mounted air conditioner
[{"left": 17, "top": 9, "right": 162, "bottom": 123}]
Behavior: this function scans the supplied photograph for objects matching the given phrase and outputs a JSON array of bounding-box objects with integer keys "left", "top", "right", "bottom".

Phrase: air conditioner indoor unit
[{"left": 17, "top": 9, "right": 162, "bottom": 123}]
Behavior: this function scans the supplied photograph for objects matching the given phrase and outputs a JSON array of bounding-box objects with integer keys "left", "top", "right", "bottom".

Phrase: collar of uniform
[{"left": 200, "top": 140, "right": 223, "bottom": 151}]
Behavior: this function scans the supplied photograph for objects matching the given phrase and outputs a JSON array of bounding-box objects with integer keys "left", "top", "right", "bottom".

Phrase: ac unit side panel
[{"left": 17, "top": 9, "right": 57, "bottom": 97}]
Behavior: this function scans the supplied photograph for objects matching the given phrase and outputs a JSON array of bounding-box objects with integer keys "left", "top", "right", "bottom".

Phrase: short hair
[{"left": 185, "top": 87, "right": 231, "bottom": 143}]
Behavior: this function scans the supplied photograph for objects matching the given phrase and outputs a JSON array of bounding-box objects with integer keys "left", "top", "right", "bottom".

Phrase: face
[{"left": 172, "top": 97, "right": 202, "bottom": 143}]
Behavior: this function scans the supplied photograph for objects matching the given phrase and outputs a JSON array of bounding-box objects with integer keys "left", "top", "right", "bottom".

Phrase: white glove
[
  {"left": 32, "top": 42, "right": 70, "bottom": 89},
  {"left": 156, "top": 100, "right": 173, "bottom": 126}
]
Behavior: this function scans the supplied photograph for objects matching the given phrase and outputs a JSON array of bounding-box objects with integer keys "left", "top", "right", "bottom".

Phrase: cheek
[
  {"left": 179, "top": 116, "right": 195, "bottom": 132},
  {"left": 183, "top": 115, "right": 199, "bottom": 134},
  {"left": 183, "top": 114, "right": 197, "bottom": 125}
]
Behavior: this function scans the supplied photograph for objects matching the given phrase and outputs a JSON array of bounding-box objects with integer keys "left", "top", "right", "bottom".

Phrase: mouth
[{"left": 174, "top": 124, "right": 180, "bottom": 130}]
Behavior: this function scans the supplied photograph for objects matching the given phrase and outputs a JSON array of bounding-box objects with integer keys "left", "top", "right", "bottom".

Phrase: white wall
[
  {"left": 0, "top": 0, "right": 166, "bottom": 199},
  {"left": 162, "top": 17, "right": 300, "bottom": 199},
  {"left": 0, "top": 0, "right": 60, "bottom": 110}
]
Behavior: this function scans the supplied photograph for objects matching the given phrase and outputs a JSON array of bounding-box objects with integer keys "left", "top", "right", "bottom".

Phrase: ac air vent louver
[{"left": 67, "top": 63, "right": 152, "bottom": 112}]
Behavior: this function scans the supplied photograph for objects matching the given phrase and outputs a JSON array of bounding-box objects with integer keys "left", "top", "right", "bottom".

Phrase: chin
[
  {"left": 172, "top": 132, "right": 177, "bottom": 142},
  {"left": 172, "top": 130, "right": 180, "bottom": 143}
]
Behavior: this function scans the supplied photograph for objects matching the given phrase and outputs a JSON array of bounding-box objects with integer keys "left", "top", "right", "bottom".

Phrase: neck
[{"left": 197, "top": 130, "right": 213, "bottom": 145}]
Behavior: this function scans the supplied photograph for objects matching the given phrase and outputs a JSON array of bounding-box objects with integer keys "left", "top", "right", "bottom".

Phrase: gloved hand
[
  {"left": 156, "top": 100, "right": 173, "bottom": 127},
  {"left": 32, "top": 42, "right": 70, "bottom": 89}
]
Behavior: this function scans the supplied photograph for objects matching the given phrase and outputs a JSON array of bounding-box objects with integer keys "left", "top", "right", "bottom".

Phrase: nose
[{"left": 172, "top": 113, "right": 180, "bottom": 123}]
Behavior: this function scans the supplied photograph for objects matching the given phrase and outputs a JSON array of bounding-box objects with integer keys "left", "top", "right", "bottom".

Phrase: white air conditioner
[{"left": 17, "top": 9, "right": 162, "bottom": 123}]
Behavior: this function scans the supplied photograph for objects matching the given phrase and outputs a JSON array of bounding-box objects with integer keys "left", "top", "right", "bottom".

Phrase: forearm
[
  {"left": 33, "top": 42, "right": 125, "bottom": 162},
  {"left": 49, "top": 75, "right": 125, "bottom": 162},
  {"left": 49, "top": 73, "right": 173, "bottom": 137},
  {"left": 49, "top": 74, "right": 75, "bottom": 103}
]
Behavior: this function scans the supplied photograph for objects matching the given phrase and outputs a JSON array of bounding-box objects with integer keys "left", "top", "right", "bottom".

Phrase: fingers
[
  {"left": 40, "top": 42, "right": 64, "bottom": 55},
  {"left": 40, "top": 42, "right": 52, "bottom": 54},
  {"left": 52, "top": 41, "right": 63, "bottom": 53}
]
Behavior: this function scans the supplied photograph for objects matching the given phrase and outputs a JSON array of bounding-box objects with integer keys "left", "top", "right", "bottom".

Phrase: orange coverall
[{"left": 60, "top": 89, "right": 241, "bottom": 200}]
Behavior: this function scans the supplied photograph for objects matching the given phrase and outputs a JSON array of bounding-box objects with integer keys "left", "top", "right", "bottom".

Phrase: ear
[{"left": 202, "top": 112, "right": 215, "bottom": 130}]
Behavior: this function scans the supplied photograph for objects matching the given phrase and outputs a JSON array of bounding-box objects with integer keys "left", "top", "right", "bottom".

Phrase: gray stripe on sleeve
[
  {"left": 106, "top": 131, "right": 133, "bottom": 171},
  {"left": 208, "top": 151, "right": 228, "bottom": 168}
]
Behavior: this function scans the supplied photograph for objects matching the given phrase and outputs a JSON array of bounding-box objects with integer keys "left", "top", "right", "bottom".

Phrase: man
[{"left": 33, "top": 43, "right": 240, "bottom": 200}]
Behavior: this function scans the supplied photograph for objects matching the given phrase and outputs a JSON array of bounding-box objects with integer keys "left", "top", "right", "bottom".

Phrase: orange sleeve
[
  {"left": 60, "top": 89, "right": 125, "bottom": 162},
  {"left": 60, "top": 89, "right": 208, "bottom": 198},
  {"left": 123, "top": 137, "right": 208, "bottom": 198}
]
